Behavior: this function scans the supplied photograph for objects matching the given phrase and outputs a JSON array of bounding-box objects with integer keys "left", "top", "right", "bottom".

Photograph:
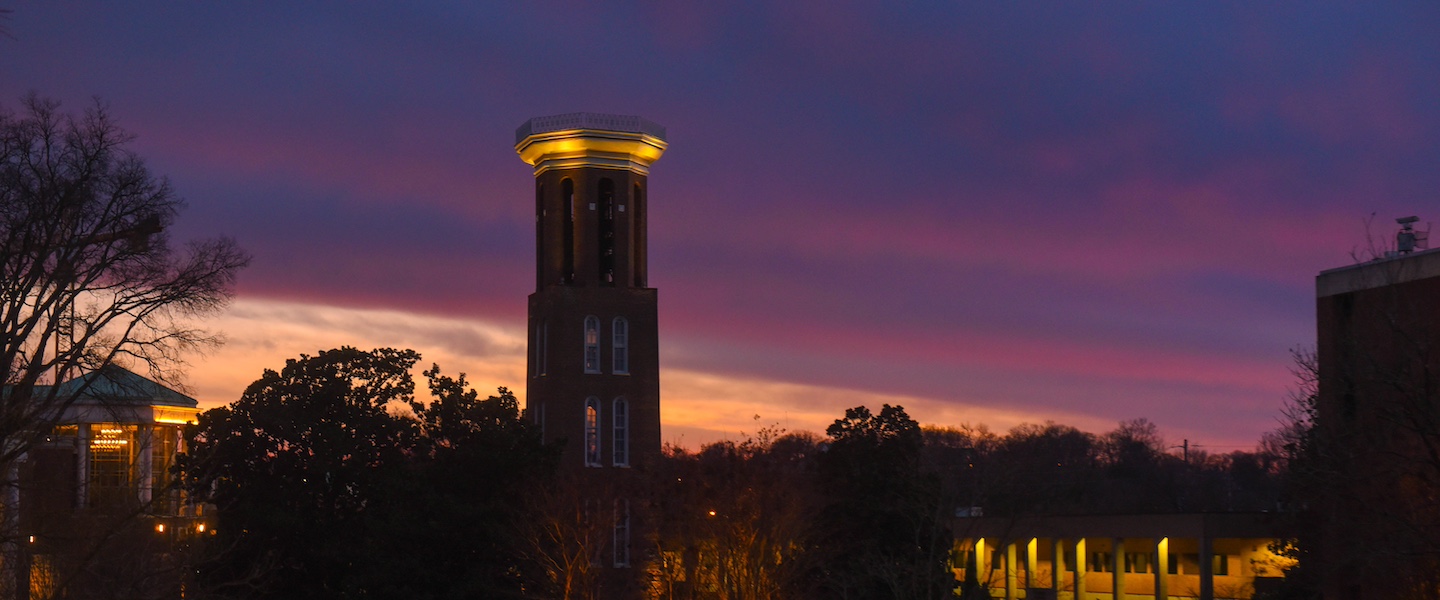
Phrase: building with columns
[
  {"left": 952, "top": 513, "right": 1288, "bottom": 600},
  {"left": 16, "top": 364, "right": 207, "bottom": 599}
]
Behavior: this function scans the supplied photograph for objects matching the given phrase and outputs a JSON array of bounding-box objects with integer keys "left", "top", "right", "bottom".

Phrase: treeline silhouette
[{"left": 173, "top": 348, "right": 1286, "bottom": 600}]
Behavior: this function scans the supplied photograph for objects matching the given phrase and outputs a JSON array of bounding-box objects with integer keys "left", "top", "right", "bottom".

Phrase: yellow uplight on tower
[{"left": 515, "top": 113, "right": 668, "bottom": 176}]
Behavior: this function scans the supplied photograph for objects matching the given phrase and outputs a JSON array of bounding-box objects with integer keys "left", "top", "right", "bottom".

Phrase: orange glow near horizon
[{"left": 180, "top": 297, "right": 1244, "bottom": 451}]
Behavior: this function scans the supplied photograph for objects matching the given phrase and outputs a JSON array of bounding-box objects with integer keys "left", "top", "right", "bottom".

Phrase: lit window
[
  {"left": 584, "top": 398, "right": 601, "bottom": 467},
  {"left": 612, "top": 317, "right": 629, "bottom": 374},
  {"left": 583, "top": 316, "right": 600, "bottom": 373},
  {"left": 151, "top": 425, "right": 181, "bottom": 514},
  {"left": 614, "top": 499, "right": 631, "bottom": 567},
  {"left": 88, "top": 424, "right": 137, "bottom": 508},
  {"left": 613, "top": 397, "right": 629, "bottom": 467}
]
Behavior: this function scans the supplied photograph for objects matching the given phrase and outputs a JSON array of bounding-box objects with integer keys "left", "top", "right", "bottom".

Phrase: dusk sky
[{"left": 4, "top": 2, "right": 1438, "bottom": 450}]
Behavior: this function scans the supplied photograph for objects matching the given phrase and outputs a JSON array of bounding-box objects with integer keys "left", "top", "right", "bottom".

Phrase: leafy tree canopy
[{"left": 180, "top": 347, "right": 555, "bottom": 600}]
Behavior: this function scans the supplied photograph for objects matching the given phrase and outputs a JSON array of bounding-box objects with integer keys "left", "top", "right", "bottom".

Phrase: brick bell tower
[{"left": 516, "top": 113, "right": 666, "bottom": 471}]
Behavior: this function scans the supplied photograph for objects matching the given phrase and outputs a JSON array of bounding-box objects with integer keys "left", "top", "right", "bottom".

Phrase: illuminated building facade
[
  {"left": 952, "top": 513, "right": 1288, "bottom": 600},
  {"left": 515, "top": 112, "right": 666, "bottom": 472},
  {"left": 15, "top": 365, "right": 206, "bottom": 599},
  {"left": 1314, "top": 238, "right": 1440, "bottom": 599}
]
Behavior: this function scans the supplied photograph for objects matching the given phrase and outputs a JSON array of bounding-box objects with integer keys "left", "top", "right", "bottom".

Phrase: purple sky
[{"left": 5, "top": 2, "right": 1438, "bottom": 449}]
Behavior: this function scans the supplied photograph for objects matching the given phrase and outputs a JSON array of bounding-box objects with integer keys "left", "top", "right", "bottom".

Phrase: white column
[
  {"left": 137, "top": 425, "right": 153, "bottom": 504},
  {"left": 1155, "top": 538, "right": 1169, "bottom": 600},
  {"left": 1027, "top": 538, "right": 1039, "bottom": 590},
  {"left": 1006, "top": 541, "right": 1018, "bottom": 600},
  {"left": 1112, "top": 538, "right": 1126, "bottom": 600},
  {"left": 76, "top": 422, "right": 89, "bottom": 509},
  {"left": 975, "top": 538, "right": 988, "bottom": 591}
]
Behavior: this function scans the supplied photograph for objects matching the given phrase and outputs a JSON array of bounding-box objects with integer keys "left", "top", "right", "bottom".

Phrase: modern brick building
[{"left": 1314, "top": 223, "right": 1440, "bottom": 599}]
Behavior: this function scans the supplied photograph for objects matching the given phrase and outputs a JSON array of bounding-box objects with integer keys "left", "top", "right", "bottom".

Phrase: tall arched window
[
  {"left": 584, "top": 397, "right": 600, "bottom": 467},
  {"left": 612, "top": 317, "right": 629, "bottom": 374},
  {"left": 530, "top": 320, "right": 540, "bottom": 378},
  {"left": 562, "top": 179, "right": 575, "bottom": 283},
  {"left": 612, "top": 396, "right": 629, "bottom": 467},
  {"left": 531, "top": 318, "right": 548, "bottom": 378},
  {"left": 583, "top": 316, "right": 600, "bottom": 374},
  {"left": 613, "top": 499, "right": 631, "bottom": 567}
]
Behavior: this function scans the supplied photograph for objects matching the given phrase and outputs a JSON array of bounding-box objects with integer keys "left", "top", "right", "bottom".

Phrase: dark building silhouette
[
  {"left": 1314, "top": 221, "right": 1440, "bottom": 599},
  {"left": 515, "top": 112, "right": 667, "bottom": 471}
]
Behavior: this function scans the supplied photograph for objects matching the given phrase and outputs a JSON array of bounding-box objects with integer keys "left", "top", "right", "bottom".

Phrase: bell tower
[{"left": 516, "top": 113, "right": 667, "bottom": 471}]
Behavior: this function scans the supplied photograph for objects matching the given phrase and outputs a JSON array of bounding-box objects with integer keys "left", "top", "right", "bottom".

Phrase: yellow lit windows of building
[
  {"left": 88, "top": 424, "right": 137, "bottom": 508},
  {"left": 1124, "top": 552, "right": 1154, "bottom": 573},
  {"left": 584, "top": 397, "right": 601, "bottom": 467},
  {"left": 151, "top": 425, "right": 181, "bottom": 513},
  {"left": 50, "top": 424, "right": 78, "bottom": 441},
  {"left": 583, "top": 316, "right": 600, "bottom": 373}
]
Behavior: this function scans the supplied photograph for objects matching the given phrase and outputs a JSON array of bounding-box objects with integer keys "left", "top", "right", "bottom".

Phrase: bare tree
[
  {"left": 0, "top": 94, "right": 248, "bottom": 595},
  {"left": 0, "top": 93, "right": 247, "bottom": 457},
  {"left": 520, "top": 474, "right": 610, "bottom": 600}
]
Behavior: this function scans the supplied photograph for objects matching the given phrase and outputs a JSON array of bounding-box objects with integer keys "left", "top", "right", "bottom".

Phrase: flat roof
[
  {"left": 515, "top": 112, "right": 666, "bottom": 146},
  {"left": 953, "top": 512, "right": 1287, "bottom": 540},
  {"left": 1317, "top": 247, "right": 1440, "bottom": 298}
]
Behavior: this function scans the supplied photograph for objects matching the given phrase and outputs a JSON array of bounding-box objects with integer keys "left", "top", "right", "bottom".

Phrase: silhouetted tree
[
  {"left": 802, "top": 404, "right": 954, "bottom": 600},
  {"left": 1, "top": 94, "right": 248, "bottom": 465},
  {"left": 651, "top": 428, "right": 822, "bottom": 600},
  {"left": 985, "top": 422, "right": 1100, "bottom": 516},
  {"left": 180, "top": 348, "right": 555, "bottom": 599},
  {"left": 0, "top": 93, "right": 247, "bottom": 598}
]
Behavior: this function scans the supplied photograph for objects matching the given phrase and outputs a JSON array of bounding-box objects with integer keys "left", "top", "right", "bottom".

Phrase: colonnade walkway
[{"left": 951, "top": 513, "right": 1291, "bottom": 600}]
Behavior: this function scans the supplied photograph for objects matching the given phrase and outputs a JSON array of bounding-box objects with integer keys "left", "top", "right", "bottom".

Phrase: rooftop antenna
[{"left": 1395, "top": 216, "right": 1430, "bottom": 255}]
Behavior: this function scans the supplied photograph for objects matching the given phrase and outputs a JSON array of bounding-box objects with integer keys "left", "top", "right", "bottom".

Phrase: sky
[{"left": 3, "top": 2, "right": 1438, "bottom": 450}]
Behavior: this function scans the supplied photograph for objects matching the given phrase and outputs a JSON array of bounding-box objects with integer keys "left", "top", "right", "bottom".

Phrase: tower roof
[
  {"left": 515, "top": 113, "right": 666, "bottom": 146},
  {"left": 51, "top": 364, "right": 198, "bottom": 408},
  {"left": 515, "top": 113, "right": 668, "bottom": 176}
]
